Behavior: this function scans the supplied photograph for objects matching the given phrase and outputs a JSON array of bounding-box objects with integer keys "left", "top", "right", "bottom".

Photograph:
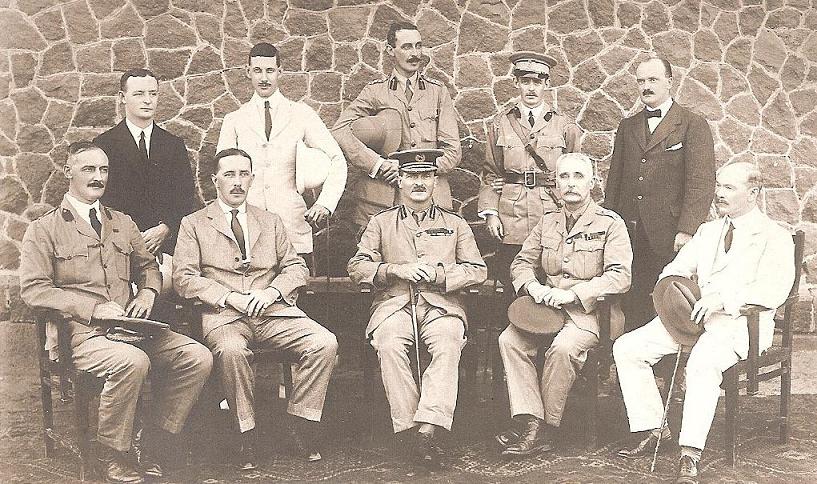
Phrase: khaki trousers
[
  {"left": 499, "top": 322, "right": 598, "bottom": 426},
  {"left": 71, "top": 330, "right": 213, "bottom": 452},
  {"left": 370, "top": 300, "right": 466, "bottom": 433},
  {"left": 204, "top": 316, "right": 338, "bottom": 433}
]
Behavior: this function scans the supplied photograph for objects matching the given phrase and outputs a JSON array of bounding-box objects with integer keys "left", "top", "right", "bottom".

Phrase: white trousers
[{"left": 613, "top": 317, "right": 742, "bottom": 450}]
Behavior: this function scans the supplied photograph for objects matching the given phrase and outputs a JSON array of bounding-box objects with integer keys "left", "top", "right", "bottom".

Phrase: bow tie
[{"left": 645, "top": 109, "right": 662, "bottom": 119}]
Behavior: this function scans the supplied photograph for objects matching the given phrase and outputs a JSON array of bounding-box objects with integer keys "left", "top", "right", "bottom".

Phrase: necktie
[
  {"left": 138, "top": 131, "right": 148, "bottom": 162},
  {"left": 405, "top": 79, "right": 413, "bottom": 103},
  {"left": 724, "top": 221, "right": 734, "bottom": 253},
  {"left": 89, "top": 207, "right": 102, "bottom": 237},
  {"left": 231, "top": 209, "right": 247, "bottom": 260},
  {"left": 566, "top": 214, "right": 576, "bottom": 233},
  {"left": 264, "top": 100, "right": 272, "bottom": 140},
  {"left": 528, "top": 110, "right": 535, "bottom": 127},
  {"left": 412, "top": 210, "right": 425, "bottom": 225},
  {"left": 645, "top": 108, "right": 662, "bottom": 119}
]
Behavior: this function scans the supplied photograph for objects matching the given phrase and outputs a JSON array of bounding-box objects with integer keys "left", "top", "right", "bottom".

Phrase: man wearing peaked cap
[
  {"left": 332, "top": 22, "right": 461, "bottom": 230},
  {"left": 479, "top": 51, "right": 582, "bottom": 290},
  {"left": 348, "top": 148, "right": 487, "bottom": 468}
]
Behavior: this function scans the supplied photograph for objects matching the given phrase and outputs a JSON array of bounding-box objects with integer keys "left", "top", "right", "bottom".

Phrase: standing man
[
  {"left": 614, "top": 162, "right": 794, "bottom": 484},
  {"left": 496, "top": 153, "right": 631, "bottom": 457},
  {"left": 479, "top": 51, "right": 582, "bottom": 284},
  {"left": 173, "top": 149, "right": 338, "bottom": 469},
  {"left": 20, "top": 141, "right": 212, "bottom": 483},
  {"left": 95, "top": 68, "right": 198, "bottom": 264},
  {"left": 347, "top": 149, "right": 486, "bottom": 468},
  {"left": 332, "top": 22, "right": 461, "bottom": 230},
  {"left": 217, "top": 42, "right": 347, "bottom": 255},
  {"left": 604, "top": 56, "right": 715, "bottom": 330}
]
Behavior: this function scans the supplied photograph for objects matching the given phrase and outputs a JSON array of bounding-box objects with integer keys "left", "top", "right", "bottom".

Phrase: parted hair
[
  {"left": 66, "top": 140, "right": 105, "bottom": 164},
  {"left": 214, "top": 148, "right": 253, "bottom": 172},
  {"left": 119, "top": 68, "right": 158, "bottom": 92},
  {"left": 248, "top": 42, "right": 280, "bottom": 66},
  {"left": 387, "top": 22, "right": 419, "bottom": 47}
]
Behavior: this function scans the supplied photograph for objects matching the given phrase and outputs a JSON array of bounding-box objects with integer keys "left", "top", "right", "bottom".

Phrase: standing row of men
[{"left": 18, "top": 20, "right": 795, "bottom": 484}]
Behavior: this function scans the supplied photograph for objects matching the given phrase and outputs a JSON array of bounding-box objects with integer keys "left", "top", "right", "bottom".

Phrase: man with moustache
[
  {"left": 614, "top": 162, "right": 794, "bottom": 484},
  {"left": 95, "top": 68, "right": 197, "bottom": 270},
  {"left": 173, "top": 149, "right": 338, "bottom": 469},
  {"left": 604, "top": 56, "right": 715, "bottom": 330},
  {"left": 20, "top": 141, "right": 212, "bottom": 483},
  {"left": 495, "top": 153, "right": 631, "bottom": 457},
  {"left": 332, "top": 22, "right": 461, "bottom": 230},
  {"left": 217, "top": 43, "right": 347, "bottom": 256},
  {"left": 479, "top": 51, "right": 582, "bottom": 286},
  {"left": 348, "top": 149, "right": 487, "bottom": 467}
]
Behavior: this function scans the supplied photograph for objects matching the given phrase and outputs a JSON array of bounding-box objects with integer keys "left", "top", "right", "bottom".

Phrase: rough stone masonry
[{"left": 1, "top": 0, "right": 816, "bottom": 330}]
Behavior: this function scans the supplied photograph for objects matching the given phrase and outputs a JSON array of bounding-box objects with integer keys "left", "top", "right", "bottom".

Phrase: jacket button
[
  {"left": 411, "top": 141, "right": 416, "bottom": 147},
  {"left": 637, "top": 195, "right": 643, "bottom": 200},
  {"left": 410, "top": 122, "right": 416, "bottom": 128},
  {"left": 407, "top": 106, "right": 413, "bottom": 111},
  {"left": 566, "top": 239, "right": 573, "bottom": 244},
  {"left": 641, "top": 158, "right": 646, "bottom": 163},
  {"left": 235, "top": 257, "right": 240, "bottom": 262},
  {"left": 530, "top": 134, "right": 536, "bottom": 139},
  {"left": 416, "top": 233, "right": 421, "bottom": 237},
  {"left": 102, "top": 264, "right": 107, "bottom": 269},
  {"left": 563, "top": 273, "right": 570, "bottom": 278},
  {"left": 563, "top": 258, "right": 569, "bottom": 263},
  {"left": 638, "top": 176, "right": 644, "bottom": 181}
]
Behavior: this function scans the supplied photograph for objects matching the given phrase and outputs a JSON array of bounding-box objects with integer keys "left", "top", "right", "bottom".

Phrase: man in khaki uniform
[
  {"left": 496, "top": 153, "right": 632, "bottom": 457},
  {"left": 479, "top": 52, "right": 582, "bottom": 285},
  {"left": 20, "top": 141, "right": 212, "bottom": 483},
  {"left": 332, "top": 22, "right": 461, "bottom": 228},
  {"left": 347, "top": 149, "right": 486, "bottom": 467}
]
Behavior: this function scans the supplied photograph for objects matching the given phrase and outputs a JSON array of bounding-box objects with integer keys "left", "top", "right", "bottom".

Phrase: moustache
[
  {"left": 642, "top": 89, "right": 654, "bottom": 96},
  {"left": 407, "top": 57, "right": 422, "bottom": 63},
  {"left": 230, "top": 188, "right": 245, "bottom": 194},
  {"left": 88, "top": 182, "right": 104, "bottom": 188}
]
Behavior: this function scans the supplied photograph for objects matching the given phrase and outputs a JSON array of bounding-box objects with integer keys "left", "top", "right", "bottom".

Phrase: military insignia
[
  {"left": 426, "top": 228, "right": 454, "bottom": 236},
  {"left": 583, "top": 231, "right": 606, "bottom": 240},
  {"left": 415, "top": 153, "right": 426, "bottom": 162}
]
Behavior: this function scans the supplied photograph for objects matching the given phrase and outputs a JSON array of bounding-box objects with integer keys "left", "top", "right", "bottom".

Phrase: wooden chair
[
  {"left": 34, "top": 310, "right": 103, "bottom": 481},
  {"left": 582, "top": 294, "right": 618, "bottom": 449}
]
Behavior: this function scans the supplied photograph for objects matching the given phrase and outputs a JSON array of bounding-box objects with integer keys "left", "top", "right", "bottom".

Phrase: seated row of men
[{"left": 20, "top": 139, "right": 792, "bottom": 484}]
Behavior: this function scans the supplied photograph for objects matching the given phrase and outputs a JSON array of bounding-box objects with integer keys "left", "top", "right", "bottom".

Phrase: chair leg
[
  {"left": 724, "top": 368, "right": 738, "bottom": 467},
  {"left": 73, "top": 375, "right": 92, "bottom": 481},
  {"left": 585, "top": 362, "right": 599, "bottom": 450},
  {"left": 39, "top": 361, "right": 55, "bottom": 457},
  {"left": 362, "top": 341, "right": 377, "bottom": 442},
  {"left": 282, "top": 363, "right": 294, "bottom": 399},
  {"left": 780, "top": 359, "right": 792, "bottom": 443}
]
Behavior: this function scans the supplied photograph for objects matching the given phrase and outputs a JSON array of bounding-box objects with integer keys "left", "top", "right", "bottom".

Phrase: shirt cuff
[
  {"left": 369, "top": 159, "right": 383, "bottom": 178},
  {"left": 217, "top": 292, "right": 231, "bottom": 308},
  {"left": 478, "top": 209, "right": 498, "bottom": 220}
]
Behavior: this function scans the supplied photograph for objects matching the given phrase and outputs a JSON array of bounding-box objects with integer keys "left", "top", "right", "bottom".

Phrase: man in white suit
[
  {"left": 613, "top": 161, "right": 795, "bottom": 484},
  {"left": 217, "top": 42, "right": 347, "bottom": 255}
]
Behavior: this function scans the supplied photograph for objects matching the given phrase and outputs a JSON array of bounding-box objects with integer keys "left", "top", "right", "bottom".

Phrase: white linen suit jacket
[
  {"left": 658, "top": 207, "right": 794, "bottom": 358},
  {"left": 216, "top": 91, "right": 347, "bottom": 253}
]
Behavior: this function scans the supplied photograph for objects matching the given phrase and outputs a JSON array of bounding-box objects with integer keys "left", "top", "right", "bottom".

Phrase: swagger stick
[
  {"left": 409, "top": 282, "right": 422, "bottom": 387},
  {"left": 651, "top": 345, "right": 684, "bottom": 472}
]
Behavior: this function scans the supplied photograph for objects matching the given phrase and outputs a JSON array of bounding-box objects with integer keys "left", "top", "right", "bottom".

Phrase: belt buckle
[{"left": 523, "top": 170, "right": 537, "bottom": 188}]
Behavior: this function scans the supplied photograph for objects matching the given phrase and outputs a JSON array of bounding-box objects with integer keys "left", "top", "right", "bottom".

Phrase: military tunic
[
  {"left": 500, "top": 200, "right": 631, "bottom": 425},
  {"left": 332, "top": 70, "right": 461, "bottom": 227},
  {"left": 348, "top": 204, "right": 487, "bottom": 432}
]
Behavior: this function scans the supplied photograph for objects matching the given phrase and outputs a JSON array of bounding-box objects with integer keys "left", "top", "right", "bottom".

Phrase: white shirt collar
[
  {"left": 65, "top": 193, "right": 101, "bottom": 225},
  {"left": 646, "top": 97, "right": 674, "bottom": 117},
  {"left": 252, "top": 90, "right": 284, "bottom": 110},
  {"left": 217, "top": 198, "right": 247, "bottom": 215},
  {"left": 519, "top": 102, "right": 547, "bottom": 122},
  {"left": 727, "top": 206, "right": 762, "bottom": 230},
  {"left": 392, "top": 70, "right": 419, "bottom": 90},
  {"left": 125, "top": 118, "right": 154, "bottom": 146}
]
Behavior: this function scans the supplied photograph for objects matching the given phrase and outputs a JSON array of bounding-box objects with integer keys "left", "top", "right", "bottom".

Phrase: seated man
[
  {"left": 172, "top": 148, "right": 338, "bottom": 469},
  {"left": 496, "top": 153, "right": 632, "bottom": 456},
  {"left": 20, "top": 141, "right": 212, "bottom": 484},
  {"left": 614, "top": 161, "right": 795, "bottom": 484},
  {"left": 347, "top": 149, "right": 487, "bottom": 468}
]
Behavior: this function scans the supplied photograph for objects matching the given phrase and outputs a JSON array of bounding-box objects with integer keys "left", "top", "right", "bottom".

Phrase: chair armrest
[{"left": 739, "top": 304, "right": 771, "bottom": 317}]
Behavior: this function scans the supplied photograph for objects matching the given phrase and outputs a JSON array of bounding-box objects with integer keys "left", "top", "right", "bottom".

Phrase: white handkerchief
[{"left": 666, "top": 142, "right": 683, "bottom": 151}]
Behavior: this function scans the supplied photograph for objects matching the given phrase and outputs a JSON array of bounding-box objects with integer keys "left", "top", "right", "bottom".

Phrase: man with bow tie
[
  {"left": 217, "top": 42, "right": 347, "bottom": 256},
  {"left": 604, "top": 55, "right": 715, "bottom": 331},
  {"left": 173, "top": 149, "right": 338, "bottom": 468},
  {"left": 614, "top": 161, "right": 794, "bottom": 484}
]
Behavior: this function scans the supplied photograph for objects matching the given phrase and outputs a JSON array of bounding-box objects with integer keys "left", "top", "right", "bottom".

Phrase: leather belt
[{"left": 504, "top": 171, "right": 554, "bottom": 188}]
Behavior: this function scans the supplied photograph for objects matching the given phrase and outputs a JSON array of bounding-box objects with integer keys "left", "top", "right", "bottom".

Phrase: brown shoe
[
  {"left": 289, "top": 417, "right": 322, "bottom": 462},
  {"left": 616, "top": 430, "right": 671, "bottom": 458},
  {"left": 97, "top": 444, "right": 144, "bottom": 483},
  {"left": 675, "top": 455, "right": 699, "bottom": 484},
  {"left": 494, "top": 428, "right": 520, "bottom": 448},
  {"left": 501, "top": 417, "right": 554, "bottom": 457},
  {"left": 414, "top": 430, "right": 444, "bottom": 469},
  {"left": 130, "top": 425, "right": 163, "bottom": 478},
  {"left": 239, "top": 430, "right": 258, "bottom": 471}
]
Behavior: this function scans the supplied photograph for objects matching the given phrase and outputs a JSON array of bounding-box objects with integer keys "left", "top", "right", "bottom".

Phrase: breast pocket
[
  {"left": 110, "top": 239, "right": 133, "bottom": 282},
  {"left": 417, "top": 106, "right": 439, "bottom": 142},
  {"left": 53, "top": 244, "right": 90, "bottom": 284},
  {"left": 540, "top": 235, "right": 562, "bottom": 276},
  {"left": 572, "top": 238, "right": 605, "bottom": 279}
]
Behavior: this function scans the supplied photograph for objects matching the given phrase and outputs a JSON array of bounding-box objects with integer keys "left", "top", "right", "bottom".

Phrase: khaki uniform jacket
[
  {"left": 172, "top": 202, "right": 308, "bottom": 339},
  {"left": 216, "top": 92, "right": 347, "bottom": 254},
  {"left": 510, "top": 201, "right": 633, "bottom": 338},
  {"left": 348, "top": 205, "right": 487, "bottom": 337},
  {"left": 479, "top": 102, "right": 582, "bottom": 245},
  {"left": 20, "top": 196, "right": 162, "bottom": 351},
  {"left": 332, "top": 71, "right": 461, "bottom": 224}
]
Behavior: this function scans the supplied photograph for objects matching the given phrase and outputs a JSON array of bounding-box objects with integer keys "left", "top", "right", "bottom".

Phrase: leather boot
[
  {"left": 501, "top": 417, "right": 554, "bottom": 456},
  {"left": 414, "top": 429, "right": 444, "bottom": 469},
  {"left": 239, "top": 429, "right": 258, "bottom": 471},
  {"left": 675, "top": 455, "right": 700, "bottom": 483},
  {"left": 289, "top": 416, "right": 322, "bottom": 462},
  {"left": 130, "top": 424, "right": 163, "bottom": 478},
  {"left": 616, "top": 429, "right": 671, "bottom": 458},
  {"left": 97, "top": 443, "right": 144, "bottom": 483}
]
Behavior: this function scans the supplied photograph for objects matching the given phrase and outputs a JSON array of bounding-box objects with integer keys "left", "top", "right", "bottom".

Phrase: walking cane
[
  {"left": 409, "top": 282, "right": 423, "bottom": 387},
  {"left": 651, "top": 345, "right": 684, "bottom": 472}
]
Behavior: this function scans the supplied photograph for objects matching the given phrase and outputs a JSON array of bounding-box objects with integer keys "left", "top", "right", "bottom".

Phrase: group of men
[{"left": 18, "top": 20, "right": 795, "bottom": 484}]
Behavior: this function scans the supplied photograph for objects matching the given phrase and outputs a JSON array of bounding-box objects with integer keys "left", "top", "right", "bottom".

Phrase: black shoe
[
  {"left": 501, "top": 418, "right": 554, "bottom": 457},
  {"left": 130, "top": 425, "right": 163, "bottom": 478},
  {"left": 675, "top": 455, "right": 699, "bottom": 484},
  {"left": 616, "top": 430, "right": 671, "bottom": 459},
  {"left": 494, "top": 428, "right": 520, "bottom": 448},
  {"left": 289, "top": 417, "right": 322, "bottom": 462},
  {"left": 239, "top": 430, "right": 258, "bottom": 471},
  {"left": 97, "top": 444, "right": 144, "bottom": 483},
  {"left": 414, "top": 430, "right": 444, "bottom": 469}
]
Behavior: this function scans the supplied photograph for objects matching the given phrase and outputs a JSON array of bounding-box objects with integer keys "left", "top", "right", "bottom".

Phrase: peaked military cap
[
  {"left": 510, "top": 51, "right": 557, "bottom": 79},
  {"left": 389, "top": 149, "right": 443, "bottom": 172}
]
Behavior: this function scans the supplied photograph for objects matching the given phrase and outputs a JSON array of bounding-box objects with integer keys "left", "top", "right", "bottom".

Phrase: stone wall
[{"left": 1, "top": 0, "right": 816, "bottom": 329}]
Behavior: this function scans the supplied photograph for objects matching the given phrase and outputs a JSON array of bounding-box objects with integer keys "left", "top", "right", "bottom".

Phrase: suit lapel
[
  {"left": 566, "top": 201, "right": 596, "bottom": 239},
  {"left": 246, "top": 207, "right": 262, "bottom": 253},
  {"left": 60, "top": 199, "right": 99, "bottom": 241},
  {"left": 242, "top": 101, "right": 267, "bottom": 142},
  {"left": 206, "top": 202, "right": 237, "bottom": 246},
  {"left": 644, "top": 103, "right": 682, "bottom": 153},
  {"left": 267, "top": 96, "right": 291, "bottom": 141},
  {"left": 530, "top": 103, "right": 552, "bottom": 134}
]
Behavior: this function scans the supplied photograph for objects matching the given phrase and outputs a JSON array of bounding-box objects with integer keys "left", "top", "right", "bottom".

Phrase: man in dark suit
[
  {"left": 604, "top": 56, "right": 715, "bottom": 330},
  {"left": 95, "top": 68, "right": 198, "bottom": 261}
]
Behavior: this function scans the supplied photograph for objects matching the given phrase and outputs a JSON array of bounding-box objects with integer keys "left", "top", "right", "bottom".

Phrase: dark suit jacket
[
  {"left": 95, "top": 120, "right": 198, "bottom": 254},
  {"left": 604, "top": 102, "right": 715, "bottom": 259}
]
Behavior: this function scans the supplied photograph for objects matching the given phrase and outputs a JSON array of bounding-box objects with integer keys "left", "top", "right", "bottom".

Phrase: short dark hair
[
  {"left": 641, "top": 55, "right": 672, "bottom": 78},
  {"left": 248, "top": 42, "right": 280, "bottom": 67},
  {"left": 66, "top": 140, "right": 105, "bottom": 165},
  {"left": 119, "top": 68, "right": 158, "bottom": 92},
  {"left": 214, "top": 148, "right": 253, "bottom": 173},
  {"left": 387, "top": 22, "right": 419, "bottom": 47}
]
